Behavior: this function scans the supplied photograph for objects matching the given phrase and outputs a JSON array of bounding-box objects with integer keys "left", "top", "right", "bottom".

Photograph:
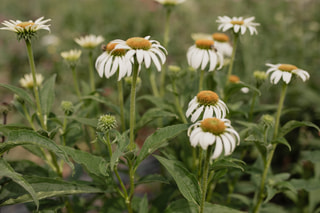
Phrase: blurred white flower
[
  {"left": 186, "top": 90, "right": 228, "bottom": 122},
  {"left": 154, "top": 0, "right": 186, "bottom": 5},
  {"left": 75, "top": 34, "right": 104, "bottom": 49},
  {"left": 266, "top": 63, "right": 310, "bottom": 84},
  {"left": 61, "top": 49, "right": 82, "bottom": 62},
  {"left": 19, "top": 73, "right": 44, "bottom": 89},
  {"left": 188, "top": 117, "right": 240, "bottom": 159},
  {"left": 0, "top": 17, "right": 51, "bottom": 41},
  {"left": 212, "top": 33, "right": 233, "bottom": 57},
  {"left": 187, "top": 39, "right": 224, "bottom": 71},
  {"left": 113, "top": 36, "right": 167, "bottom": 72},
  {"left": 217, "top": 16, "right": 259, "bottom": 35},
  {"left": 95, "top": 41, "right": 132, "bottom": 80}
]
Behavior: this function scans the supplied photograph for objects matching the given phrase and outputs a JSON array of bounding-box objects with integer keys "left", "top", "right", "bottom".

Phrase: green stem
[
  {"left": 160, "top": 7, "right": 172, "bottom": 96},
  {"left": 149, "top": 71, "right": 160, "bottom": 97},
  {"left": 172, "top": 79, "right": 187, "bottom": 124},
  {"left": 25, "top": 40, "right": 46, "bottom": 130},
  {"left": 21, "top": 103, "right": 36, "bottom": 130},
  {"left": 129, "top": 60, "right": 139, "bottom": 151},
  {"left": 253, "top": 83, "right": 288, "bottom": 213},
  {"left": 71, "top": 66, "right": 82, "bottom": 98},
  {"left": 226, "top": 33, "right": 239, "bottom": 85},
  {"left": 62, "top": 117, "right": 67, "bottom": 146},
  {"left": 117, "top": 78, "right": 126, "bottom": 132},
  {"left": 199, "top": 70, "right": 205, "bottom": 92},
  {"left": 88, "top": 51, "right": 95, "bottom": 92},
  {"left": 248, "top": 93, "right": 257, "bottom": 121},
  {"left": 199, "top": 146, "right": 213, "bottom": 213}
]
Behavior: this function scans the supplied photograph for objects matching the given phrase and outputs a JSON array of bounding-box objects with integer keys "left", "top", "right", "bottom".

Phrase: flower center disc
[
  {"left": 229, "top": 75, "right": 240, "bottom": 83},
  {"left": 195, "top": 39, "right": 214, "bottom": 49},
  {"left": 200, "top": 118, "right": 226, "bottom": 135},
  {"left": 230, "top": 20, "right": 244, "bottom": 25},
  {"left": 278, "top": 64, "right": 298, "bottom": 72},
  {"left": 16, "top": 22, "right": 34, "bottom": 29},
  {"left": 212, "top": 33, "right": 229, "bottom": 42},
  {"left": 106, "top": 42, "right": 126, "bottom": 56},
  {"left": 126, "top": 37, "right": 151, "bottom": 50},
  {"left": 197, "top": 90, "right": 219, "bottom": 105}
]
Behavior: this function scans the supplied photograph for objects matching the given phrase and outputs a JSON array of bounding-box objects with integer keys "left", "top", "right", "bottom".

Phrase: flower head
[
  {"left": 19, "top": 73, "right": 44, "bottom": 89},
  {"left": 113, "top": 36, "right": 167, "bottom": 72},
  {"left": 61, "top": 49, "right": 82, "bottom": 67},
  {"left": 187, "top": 39, "right": 224, "bottom": 72},
  {"left": 95, "top": 41, "right": 132, "bottom": 80},
  {"left": 75, "top": 34, "right": 104, "bottom": 49},
  {"left": 0, "top": 17, "right": 51, "bottom": 41},
  {"left": 212, "top": 33, "right": 233, "bottom": 57},
  {"left": 266, "top": 63, "right": 310, "bottom": 84},
  {"left": 154, "top": 0, "right": 186, "bottom": 6},
  {"left": 97, "top": 114, "right": 117, "bottom": 133},
  {"left": 188, "top": 118, "right": 240, "bottom": 159},
  {"left": 60, "top": 101, "right": 74, "bottom": 116},
  {"left": 217, "top": 16, "right": 259, "bottom": 35},
  {"left": 186, "top": 90, "right": 228, "bottom": 122}
]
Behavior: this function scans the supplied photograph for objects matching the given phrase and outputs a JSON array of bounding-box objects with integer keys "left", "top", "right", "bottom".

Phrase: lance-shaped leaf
[
  {"left": 0, "top": 176, "right": 103, "bottom": 206},
  {"left": 0, "top": 130, "right": 73, "bottom": 170},
  {"left": 279, "top": 120, "right": 320, "bottom": 138},
  {"left": 40, "top": 74, "right": 56, "bottom": 116},
  {"left": 155, "top": 155, "right": 201, "bottom": 205},
  {"left": 81, "top": 95, "right": 120, "bottom": 115},
  {"left": 135, "top": 124, "right": 189, "bottom": 167},
  {"left": 0, "top": 83, "right": 34, "bottom": 106},
  {"left": 0, "top": 159, "right": 39, "bottom": 209}
]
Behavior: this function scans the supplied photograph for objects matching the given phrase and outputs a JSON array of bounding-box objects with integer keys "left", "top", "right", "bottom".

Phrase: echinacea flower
[
  {"left": 187, "top": 39, "right": 224, "bottom": 72},
  {"left": 188, "top": 117, "right": 240, "bottom": 159},
  {"left": 186, "top": 90, "right": 228, "bottom": 122},
  {"left": 0, "top": 16, "right": 51, "bottom": 41},
  {"left": 95, "top": 41, "right": 132, "bottom": 80},
  {"left": 61, "top": 49, "right": 82, "bottom": 62},
  {"left": 212, "top": 33, "right": 233, "bottom": 57},
  {"left": 75, "top": 34, "right": 104, "bottom": 49},
  {"left": 216, "top": 16, "right": 259, "bottom": 35},
  {"left": 19, "top": 73, "right": 44, "bottom": 89},
  {"left": 154, "top": 0, "right": 186, "bottom": 6},
  {"left": 266, "top": 63, "right": 310, "bottom": 84},
  {"left": 113, "top": 36, "right": 167, "bottom": 72}
]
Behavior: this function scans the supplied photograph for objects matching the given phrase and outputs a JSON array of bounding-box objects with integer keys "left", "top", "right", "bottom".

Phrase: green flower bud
[
  {"left": 97, "top": 114, "right": 117, "bottom": 133},
  {"left": 261, "top": 114, "right": 274, "bottom": 127},
  {"left": 61, "top": 101, "right": 74, "bottom": 116}
]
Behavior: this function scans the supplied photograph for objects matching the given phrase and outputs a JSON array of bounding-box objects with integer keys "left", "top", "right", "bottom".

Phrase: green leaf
[
  {"left": 67, "top": 116, "right": 98, "bottom": 128},
  {"left": 138, "top": 194, "right": 148, "bottom": 213},
  {"left": 154, "top": 155, "right": 201, "bottom": 205},
  {"left": 40, "top": 74, "right": 56, "bottom": 116},
  {"left": 135, "top": 124, "right": 189, "bottom": 167},
  {"left": 136, "top": 174, "right": 170, "bottom": 185},
  {"left": 211, "top": 157, "right": 246, "bottom": 172},
  {"left": 0, "top": 159, "right": 39, "bottom": 209},
  {"left": 279, "top": 120, "right": 320, "bottom": 137},
  {"left": 81, "top": 95, "right": 120, "bottom": 114},
  {"left": 290, "top": 178, "right": 320, "bottom": 192},
  {"left": 0, "top": 130, "right": 74, "bottom": 170},
  {"left": 59, "top": 146, "right": 108, "bottom": 177},
  {"left": 301, "top": 150, "right": 320, "bottom": 163},
  {"left": 165, "top": 199, "right": 245, "bottom": 213},
  {"left": 137, "top": 95, "right": 174, "bottom": 111},
  {"left": 0, "top": 83, "right": 34, "bottom": 106},
  {"left": 0, "top": 176, "right": 103, "bottom": 206},
  {"left": 272, "top": 137, "right": 291, "bottom": 151},
  {"left": 135, "top": 108, "right": 178, "bottom": 130}
]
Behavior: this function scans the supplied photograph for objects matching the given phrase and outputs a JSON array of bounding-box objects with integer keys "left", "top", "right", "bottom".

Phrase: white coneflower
[
  {"left": 266, "top": 63, "right": 310, "bottom": 84},
  {"left": 216, "top": 16, "right": 259, "bottom": 35},
  {"left": 188, "top": 117, "right": 240, "bottom": 159},
  {"left": 19, "top": 73, "right": 44, "bottom": 89},
  {"left": 61, "top": 49, "right": 82, "bottom": 62},
  {"left": 95, "top": 41, "right": 132, "bottom": 80},
  {"left": 0, "top": 16, "right": 51, "bottom": 41},
  {"left": 113, "top": 36, "right": 167, "bottom": 72},
  {"left": 154, "top": 0, "right": 186, "bottom": 6},
  {"left": 212, "top": 33, "right": 233, "bottom": 57},
  {"left": 74, "top": 34, "right": 104, "bottom": 49},
  {"left": 186, "top": 90, "right": 228, "bottom": 122},
  {"left": 187, "top": 39, "right": 224, "bottom": 72}
]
